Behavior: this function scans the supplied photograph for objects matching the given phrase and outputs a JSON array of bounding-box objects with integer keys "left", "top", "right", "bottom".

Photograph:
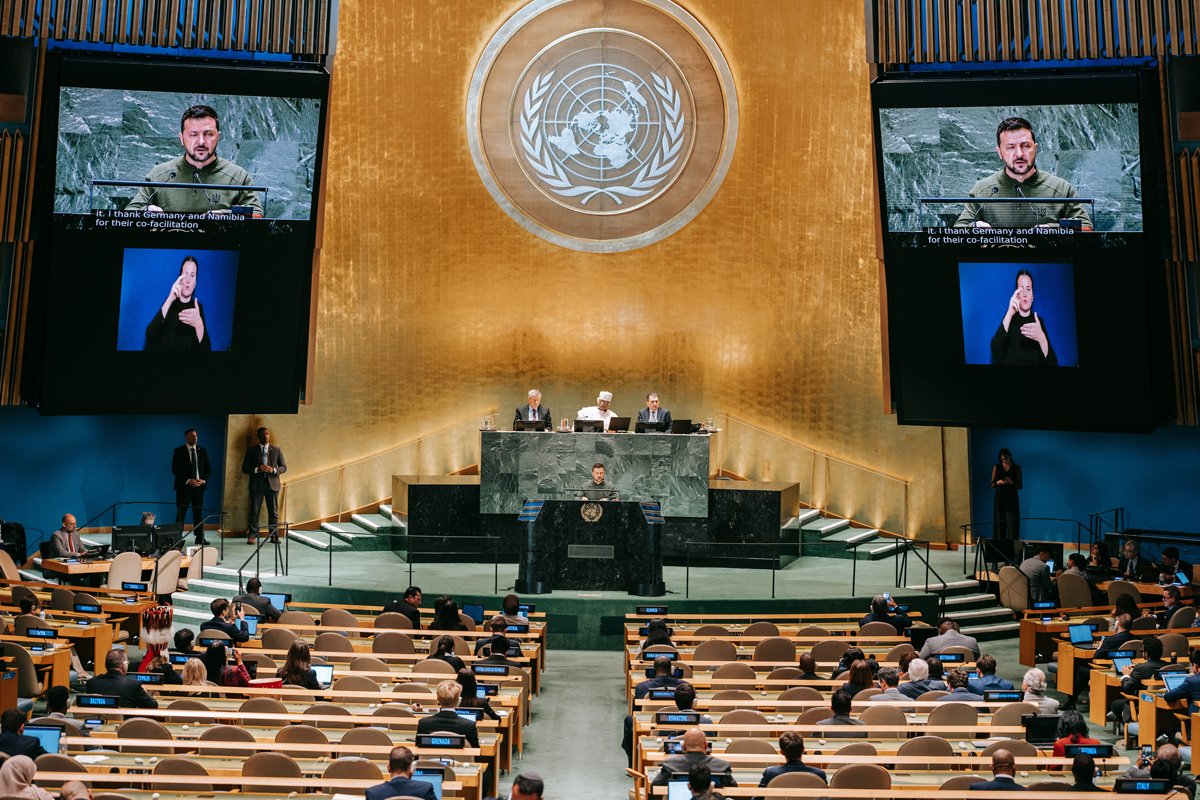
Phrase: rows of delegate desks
[
  {"left": 0, "top": 585, "right": 544, "bottom": 800},
  {"left": 619, "top": 615, "right": 1160, "bottom": 797},
  {"left": 1017, "top": 579, "right": 1193, "bottom": 666},
  {"left": 1017, "top": 586, "right": 1200, "bottom": 752}
]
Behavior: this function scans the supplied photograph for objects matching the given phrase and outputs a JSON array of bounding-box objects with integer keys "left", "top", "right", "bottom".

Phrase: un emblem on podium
[
  {"left": 580, "top": 502, "right": 604, "bottom": 523},
  {"left": 467, "top": 0, "right": 738, "bottom": 252}
]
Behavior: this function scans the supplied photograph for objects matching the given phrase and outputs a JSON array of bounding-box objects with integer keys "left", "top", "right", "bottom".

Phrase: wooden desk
[
  {"left": 74, "top": 705, "right": 504, "bottom": 796},
  {"left": 41, "top": 555, "right": 191, "bottom": 578},
  {"left": 34, "top": 771, "right": 465, "bottom": 798}
]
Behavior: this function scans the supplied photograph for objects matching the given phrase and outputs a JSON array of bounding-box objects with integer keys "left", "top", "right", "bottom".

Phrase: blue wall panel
[
  {"left": 970, "top": 426, "right": 1200, "bottom": 538},
  {"left": 0, "top": 408, "right": 226, "bottom": 554}
]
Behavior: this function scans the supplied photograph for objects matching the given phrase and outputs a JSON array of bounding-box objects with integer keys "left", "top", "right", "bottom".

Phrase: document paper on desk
[{"left": 74, "top": 755, "right": 110, "bottom": 764}]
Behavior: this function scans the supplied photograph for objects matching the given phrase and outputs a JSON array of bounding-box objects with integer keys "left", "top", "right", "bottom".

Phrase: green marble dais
[{"left": 480, "top": 431, "right": 710, "bottom": 517}]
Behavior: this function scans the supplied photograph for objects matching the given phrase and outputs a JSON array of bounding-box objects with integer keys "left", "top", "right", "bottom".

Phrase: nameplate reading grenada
[
  {"left": 924, "top": 226, "right": 1078, "bottom": 248},
  {"left": 90, "top": 209, "right": 251, "bottom": 232}
]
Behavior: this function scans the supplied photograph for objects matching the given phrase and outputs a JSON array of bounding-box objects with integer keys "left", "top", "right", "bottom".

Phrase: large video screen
[
  {"left": 25, "top": 55, "right": 328, "bottom": 414},
  {"left": 872, "top": 71, "right": 1172, "bottom": 432}
]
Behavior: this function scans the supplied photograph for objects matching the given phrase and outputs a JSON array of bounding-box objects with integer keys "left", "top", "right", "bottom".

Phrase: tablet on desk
[
  {"left": 1112, "top": 656, "right": 1133, "bottom": 675},
  {"left": 411, "top": 769, "right": 444, "bottom": 800}
]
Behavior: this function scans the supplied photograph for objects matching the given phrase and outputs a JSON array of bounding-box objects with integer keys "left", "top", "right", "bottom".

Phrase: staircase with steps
[
  {"left": 905, "top": 575, "right": 1021, "bottom": 642},
  {"left": 798, "top": 510, "right": 908, "bottom": 561},
  {"left": 287, "top": 503, "right": 402, "bottom": 555}
]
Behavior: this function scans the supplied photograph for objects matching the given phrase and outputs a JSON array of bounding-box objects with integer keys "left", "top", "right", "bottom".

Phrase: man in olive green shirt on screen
[
  {"left": 954, "top": 116, "right": 1092, "bottom": 230},
  {"left": 124, "top": 104, "right": 263, "bottom": 217}
]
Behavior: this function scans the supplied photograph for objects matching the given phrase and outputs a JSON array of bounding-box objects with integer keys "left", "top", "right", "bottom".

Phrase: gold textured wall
[{"left": 223, "top": 0, "right": 971, "bottom": 542}]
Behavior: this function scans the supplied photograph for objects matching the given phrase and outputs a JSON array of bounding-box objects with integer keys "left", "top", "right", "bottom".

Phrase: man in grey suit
[
  {"left": 1019, "top": 545, "right": 1055, "bottom": 604},
  {"left": 50, "top": 513, "right": 85, "bottom": 558},
  {"left": 513, "top": 389, "right": 551, "bottom": 430},
  {"left": 637, "top": 392, "right": 673, "bottom": 431},
  {"left": 241, "top": 427, "right": 287, "bottom": 544},
  {"left": 918, "top": 619, "right": 981, "bottom": 659}
]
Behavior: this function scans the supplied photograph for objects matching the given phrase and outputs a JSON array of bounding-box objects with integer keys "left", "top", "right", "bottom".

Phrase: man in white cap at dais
[{"left": 577, "top": 391, "right": 618, "bottom": 431}]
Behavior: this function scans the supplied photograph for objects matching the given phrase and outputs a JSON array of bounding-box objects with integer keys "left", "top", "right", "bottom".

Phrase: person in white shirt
[{"left": 577, "top": 390, "right": 618, "bottom": 430}]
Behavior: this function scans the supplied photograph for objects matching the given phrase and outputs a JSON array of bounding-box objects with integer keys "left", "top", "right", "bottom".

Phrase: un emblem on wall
[{"left": 467, "top": 0, "right": 738, "bottom": 252}]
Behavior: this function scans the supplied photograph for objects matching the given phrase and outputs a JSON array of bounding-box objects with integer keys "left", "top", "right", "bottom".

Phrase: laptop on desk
[
  {"left": 1068, "top": 623, "right": 1096, "bottom": 648},
  {"left": 1161, "top": 671, "right": 1188, "bottom": 693}
]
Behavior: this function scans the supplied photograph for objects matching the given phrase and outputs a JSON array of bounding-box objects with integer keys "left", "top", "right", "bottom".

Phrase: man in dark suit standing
[
  {"left": 85, "top": 649, "right": 158, "bottom": 708},
  {"left": 637, "top": 392, "right": 673, "bottom": 431},
  {"left": 513, "top": 389, "right": 551, "bottom": 430},
  {"left": 415, "top": 680, "right": 479, "bottom": 748},
  {"left": 241, "top": 427, "right": 286, "bottom": 544},
  {"left": 171, "top": 428, "right": 211, "bottom": 545},
  {"left": 365, "top": 746, "right": 436, "bottom": 800},
  {"left": 969, "top": 749, "right": 1026, "bottom": 790}
]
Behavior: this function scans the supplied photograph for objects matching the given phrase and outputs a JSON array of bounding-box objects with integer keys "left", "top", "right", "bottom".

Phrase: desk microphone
[
  {"left": 1014, "top": 183, "right": 1042, "bottom": 225},
  {"left": 148, "top": 171, "right": 176, "bottom": 206}
]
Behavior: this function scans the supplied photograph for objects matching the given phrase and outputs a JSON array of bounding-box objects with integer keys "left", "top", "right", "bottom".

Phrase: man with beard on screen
[
  {"left": 124, "top": 104, "right": 263, "bottom": 216},
  {"left": 954, "top": 116, "right": 1092, "bottom": 230},
  {"left": 990, "top": 268, "right": 1057, "bottom": 366},
  {"left": 145, "top": 255, "right": 211, "bottom": 351}
]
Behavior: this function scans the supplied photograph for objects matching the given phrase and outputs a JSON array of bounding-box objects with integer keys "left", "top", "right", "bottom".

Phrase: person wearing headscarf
[{"left": 0, "top": 755, "right": 55, "bottom": 800}]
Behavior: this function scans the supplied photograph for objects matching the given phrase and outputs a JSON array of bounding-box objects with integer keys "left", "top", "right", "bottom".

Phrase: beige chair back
[
  {"left": 1056, "top": 572, "right": 1092, "bottom": 609},
  {"left": 306, "top": 702, "right": 353, "bottom": 728},
  {"left": 104, "top": 551, "right": 144, "bottom": 589},
  {"left": 321, "top": 607, "right": 360, "bottom": 628},
  {"left": 322, "top": 757, "right": 384, "bottom": 792},
  {"left": 242, "top": 752, "right": 302, "bottom": 792},
  {"left": 197, "top": 724, "right": 256, "bottom": 755},
  {"left": 279, "top": 610, "right": 317, "bottom": 625},
  {"left": 857, "top": 703, "right": 905, "bottom": 725},
  {"left": 998, "top": 565, "right": 1029, "bottom": 611},
  {"left": 153, "top": 549, "right": 183, "bottom": 595},
  {"left": 116, "top": 717, "right": 175, "bottom": 754},
  {"left": 333, "top": 675, "right": 381, "bottom": 693},
  {"left": 0, "top": 550, "right": 20, "bottom": 580},
  {"left": 1168, "top": 607, "right": 1197, "bottom": 629},
  {"left": 374, "top": 612, "right": 414, "bottom": 630},
  {"left": 743, "top": 621, "right": 780, "bottom": 637},
  {"left": 990, "top": 701, "right": 1038, "bottom": 727},
  {"left": 752, "top": 636, "right": 797, "bottom": 662},
  {"left": 262, "top": 627, "right": 297, "bottom": 651},
  {"left": 338, "top": 726, "right": 393, "bottom": 757},
  {"left": 768, "top": 771, "right": 826, "bottom": 788},
  {"left": 829, "top": 763, "right": 891, "bottom": 789},
  {"left": 693, "top": 624, "right": 731, "bottom": 637},
  {"left": 693, "top": 638, "right": 737, "bottom": 663},
  {"left": 50, "top": 587, "right": 76, "bottom": 612},
  {"left": 777, "top": 686, "right": 822, "bottom": 701},
  {"left": 724, "top": 738, "right": 776, "bottom": 754},
  {"left": 981, "top": 738, "right": 1037, "bottom": 757},
  {"left": 372, "top": 631, "right": 416, "bottom": 654},
  {"left": 895, "top": 734, "right": 954, "bottom": 768},
  {"left": 809, "top": 639, "right": 849, "bottom": 663},
  {"left": 857, "top": 621, "right": 898, "bottom": 638},
  {"left": 926, "top": 701, "right": 978, "bottom": 727},
  {"left": 275, "top": 724, "right": 330, "bottom": 745}
]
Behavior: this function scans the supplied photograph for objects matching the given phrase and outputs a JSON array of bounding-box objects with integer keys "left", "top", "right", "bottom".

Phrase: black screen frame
[
  {"left": 24, "top": 51, "right": 330, "bottom": 415},
  {"left": 871, "top": 67, "right": 1173, "bottom": 432}
]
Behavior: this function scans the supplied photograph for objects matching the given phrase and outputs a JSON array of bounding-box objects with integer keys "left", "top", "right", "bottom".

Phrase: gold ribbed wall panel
[
  {"left": 871, "top": 0, "right": 1200, "bottom": 63},
  {"left": 224, "top": 0, "right": 969, "bottom": 541},
  {"left": 0, "top": 0, "right": 329, "bottom": 55}
]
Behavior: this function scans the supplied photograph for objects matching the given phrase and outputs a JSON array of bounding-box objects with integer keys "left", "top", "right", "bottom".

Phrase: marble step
[
  {"left": 350, "top": 513, "right": 395, "bottom": 532},
  {"left": 801, "top": 518, "right": 849, "bottom": 535},
  {"left": 905, "top": 579, "right": 980, "bottom": 595},
  {"left": 960, "top": 620, "right": 1022, "bottom": 641},
  {"left": 378, "top": 504, "right": 392, "bottom": 517},
  {"left": 822, "top": 528, "right": 879, "bottom": 545},
  {"left": 942, "top": 592, "right": 1002, "bottom": 611},
  {"left": 289, "top": 530, "right": 354, "bottom": 553},
  {"left": 860, "top": 539, "right": 907, "bottom": 560},
  {"left": 320, "top": 522, "right": 394, "bottom": 551},
  {"left": 943, "top": 606, "right": 1014, "bottom": 625}
]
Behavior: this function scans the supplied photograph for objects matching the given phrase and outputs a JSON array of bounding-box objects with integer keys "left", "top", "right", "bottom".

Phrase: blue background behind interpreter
[
  {"left": 117, "top": 247, "right": 239, "bottom": 352},
  {"left": 958, "top": 261, "right": 1078, "bottom": 367}
]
